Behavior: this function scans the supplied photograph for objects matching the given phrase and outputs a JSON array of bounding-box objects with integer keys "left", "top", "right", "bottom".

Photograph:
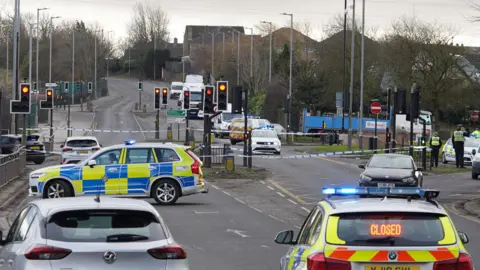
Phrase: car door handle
[
  {"left": 149, "top": 166, "right": 156, "bottom": 170},
  {"left": 107, "top": 168, "right": 117, "bottom": 172},
  {"left": 8, "top": 259, "right": 13, "bottom": 267}
]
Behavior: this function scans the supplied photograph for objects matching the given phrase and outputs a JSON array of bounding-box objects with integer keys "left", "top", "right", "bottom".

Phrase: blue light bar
[
  {"left": 321, "top": 187, "right": 440, "bottom": 199},
  {"left": 124, "top": 140, "right": 136, "bottom": 145}
]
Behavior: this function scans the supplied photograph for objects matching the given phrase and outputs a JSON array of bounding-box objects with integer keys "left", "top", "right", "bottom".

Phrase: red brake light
[
  {"left": 147, "top": 244, "right": 187, "bottom": 260},
  {"left": 307, "top": 253, "right": 351, "bottom": 270},
  {"left": 433, "top": 253, "right": 473, "bottom": 270},
  {"left": 185, "top": 150, "right": 200, "bottom": 174},
  {"left": 24, "top": 244, "right": 71, "bottom": 260},
  {"left": 62, "top": 148, "right": 72, "bottom": 152},
  {"left": 92, "top": 147, "right": 100, "bottom": 151}
]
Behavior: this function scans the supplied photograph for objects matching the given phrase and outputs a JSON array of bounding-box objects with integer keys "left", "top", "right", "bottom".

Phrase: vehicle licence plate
[
  {"left": 78, "top": 151, "right": 88, "bottom": 154},
  {"left": 378, "top": 183, "right": 395, "bottom": 187},
  {"left": 29, "top": 146, "right": 40, "bottom": 150},
  {"left": 365, "top": 265, "right": 419, "bottom": 270}
]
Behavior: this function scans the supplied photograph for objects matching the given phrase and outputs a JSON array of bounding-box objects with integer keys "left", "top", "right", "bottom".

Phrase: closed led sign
[{"left": 369, "top": 224, "right": 402, "bottom": 236}]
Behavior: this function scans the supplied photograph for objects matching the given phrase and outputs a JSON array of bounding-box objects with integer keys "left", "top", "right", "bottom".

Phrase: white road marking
[
  {"left": 288, "top": 199, "right": 298, "bottom": 205},
  {"left": 269, "top": 215, "right": 284, "bottom": 222},
  {"left": 250, "top": 206, "right": 263, "bottom": 213},
  {"left": 211, "top": 184, "right": 219, "bottom": 190},
  {"left": 226, "top": 229, "right": 250, "bottom": 238},
  {"left": 276, "top": 192, "right": 285, "bottom": 197},
  {"left": 301, "top": 207, "right": 310, "bottom": 213},
  {"left": 294, "top": 225, "right": 301, "bottom": 229},
  {"left": 235, "top": 198, "right": 245, "bottom": 204},
  {"left": 132, "top": 113, "right": 146, "bottom": 140},
  {"left": 446, "top": 203, "right": 480, "bottom": 224},
  {"left": 267, "top": 186, "right": 275, "bottom": 191},
  {"left": 193, "top": 211, "right": 219, "bottom": 214},
  {"left": 260, "top": 180, "right": 265, "bottom": 184},
  {"left": 222, "top": 191, "right": 231, "bottom": 196},
  {"left": 261, "top": 245, "right": 270, "bottom": 248}
]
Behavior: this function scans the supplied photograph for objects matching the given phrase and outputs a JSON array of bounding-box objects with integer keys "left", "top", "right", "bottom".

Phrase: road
[{"left": 18, "top": 77, "right": 480, "bottom": 268}]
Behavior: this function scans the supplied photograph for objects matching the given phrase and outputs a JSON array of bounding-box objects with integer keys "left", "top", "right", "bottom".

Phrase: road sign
[
  {"left": 45, "top": 83, "right": 58, "bottom": 87},
  {"left": 370, "top": 102, "right": 382, "bottom": 115},
  {"left": 166, "top": 109, "right": 186, "bottom": 124},
  {"left": 472, "top": 111, "right": 479, "bottom": 121}
]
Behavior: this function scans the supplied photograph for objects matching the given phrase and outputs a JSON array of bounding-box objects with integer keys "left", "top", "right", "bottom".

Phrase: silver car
[{"left": 0, "top": 197, "right": 190, "bottom": 270}]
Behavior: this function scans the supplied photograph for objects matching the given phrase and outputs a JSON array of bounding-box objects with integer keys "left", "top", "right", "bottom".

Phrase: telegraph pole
[{"left": 260, "top": 21, "right": 273, "bottom": 82}]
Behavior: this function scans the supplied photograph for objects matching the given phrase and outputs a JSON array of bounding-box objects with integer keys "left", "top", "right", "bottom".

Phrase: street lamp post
[
  {"left": 49, "top": 15, "right": 60, "bottom": 140},
  {"left": 107, "top": 30, "right": 112, "bottom": 78},
  {"left": 260, "top": 21, "right": 273, "bottom": 82},
  {"left": 28, "top": 23, "right": 35, "bottom": 130},
  {"left": 36, "top": 8, "right": 48, "bottom": 95},
  {"left": 244, "top": 27, "right": 253, "bottom": 78},
  {"left": 153, "top": 34, "right": 156, "bottom": 80},
  {"left": 359, "top": 0, "right": 366, "bottom": 149},
  {"left": 347, "top": 1, "right": 356, "bottom": 151},
  {"left": 281, "top": 12, "right": 294, "bottom": 139},
  {"left": 211, "top": 33, "right": 215, "bottom": 76}
]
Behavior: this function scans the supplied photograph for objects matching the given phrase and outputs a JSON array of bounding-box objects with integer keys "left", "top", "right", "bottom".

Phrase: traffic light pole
[
  {"left": 409, "top": 84, "right": 416, "bottom": 156},
  {"left": 139, "top": 91, "right": 142, "bottom": 109},
  {"left": 155, "top": 109, "right": 159, "bottom": 139},
  {"left": 243, "top": 88, "right": 248, "bottom": 167},
  {"left": 184, "top": 112, "right": 189, "bottom": 145}
]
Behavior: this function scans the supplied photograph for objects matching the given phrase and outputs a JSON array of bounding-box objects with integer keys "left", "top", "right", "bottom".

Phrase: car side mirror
[
  {"left": 416, "top": 167, "right": 423, "bottom": 171},
  {"left": 60, "top": 144, "right": 64, "bottom": 148},
  {"left": 99, "top": 144, "right": 103, "bottom": 147},
  {"left": 358, "top": 164, "right": 365, "bottom": 169},
  {"left": 87, "top": 159, "right": 96, "bottom": 168},
  {"left": 458, "top": 231, "right": 469, "bottom": 244},
  {"left": 274, "top": 230, "right": 296, "bottom": 245},
  {"left": 473, "top": 149, "right": 476, "bottom": 155}
]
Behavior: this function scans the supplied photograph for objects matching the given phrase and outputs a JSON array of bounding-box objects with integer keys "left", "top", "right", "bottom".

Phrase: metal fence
[
  {"left": 198, "top": 145, "right": 232, "bottom": 165},
  {"left": 0, "top": 148, "right": 26, "bottom": 188}
]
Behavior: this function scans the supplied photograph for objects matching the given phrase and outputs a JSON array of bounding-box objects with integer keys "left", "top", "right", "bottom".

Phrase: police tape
[{"left": 29, "top": 146, "right": 429, "bottom": 161}]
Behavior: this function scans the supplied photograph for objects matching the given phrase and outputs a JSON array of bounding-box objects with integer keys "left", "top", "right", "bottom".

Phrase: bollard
[
  {"left": 143, "top": 104, "right": 147, "bottom": 112},
  {"left": 167, "top": 127, "right": 173, "bottom": 141},
  {"left": 210, "top": 133, "right": 214, "bottom": 144},
  {"left": 188, "top": 133, "right": 195, "bottom": 149},
  {"left": 135, "top": 103, "right": 138, "bottom": 110},
  {"left": 224, "top": 155, "right": 235, "bottom": 172}
]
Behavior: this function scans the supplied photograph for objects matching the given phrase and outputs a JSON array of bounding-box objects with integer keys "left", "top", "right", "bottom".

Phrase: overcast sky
[{"left": 5, "top": 0, "right": 480, "bottom": 46}]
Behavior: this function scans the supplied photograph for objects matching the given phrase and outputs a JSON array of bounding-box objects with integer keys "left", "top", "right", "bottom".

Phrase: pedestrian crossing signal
[
  {"left": 138, "top": 82, "right": 143, "bottom": 92},
  {"left": 40, "top": 89, "right": 54, "bottom": 109},
  {"left": 154, "top": 88, "right": 161, "bottom": 110},
  {"left": 64, "top": 82, "right": 69, "bottom": 92},
  {"left": 162, "top": 88, "right": 168, "bottom": 105},
  {"left": 88, "top": 82, "right": 92, "bottom": 93}
]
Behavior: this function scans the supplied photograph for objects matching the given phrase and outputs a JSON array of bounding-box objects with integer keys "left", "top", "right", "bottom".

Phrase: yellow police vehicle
[
  {"left": 229, "top": 118, "right": 274, "bottom": 145},
  {"left": 28, "top": 140, "right": 208, "bottom": 205},
  {"left": 275, "top": 187, "right": 474, "bottom": 270}
]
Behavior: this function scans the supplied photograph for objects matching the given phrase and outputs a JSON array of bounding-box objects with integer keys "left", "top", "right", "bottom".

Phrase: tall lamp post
[
  {"left": 36, "top": 7, "right": 48, "bottom": 94},
  {"left": 49, "top": 15, "right": 60, "bottom": 141},
  {"left": 281, "top": 12, "right": 293, "bottom": 140},
  {"left": 358, "top": 0, "right": 366, "bottom": 149},
  {"left": 260, "top": 21, "right": 273, "bottom": 83},
  {"left": 107, "top": 30, "right": 113, "bottom": 78},
  {"left": 244, "top": 27, "right": 253, "bottom": 78},
  {"left": 347, "top": 1, "right": 356, "bottom": 151}
]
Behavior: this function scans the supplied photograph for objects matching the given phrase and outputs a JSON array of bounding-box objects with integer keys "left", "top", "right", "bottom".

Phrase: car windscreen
[
  {"left": 367, "top": 155, "right": 413, "bottom": 169},
  {"left": 190, "top": 92, "right": 202, "bottom": 101},
  {"left": 0, "top": 136, "right": 14, "bottom": 144},
  {"left": 27, "top": 135, "right": 40, "bottom": 141},
  {"left": 465, "top": 138, "right": 480, "bottom": 148},
  {"left": 44, "top": 209, "right": 167, "bottom": 242},
  {"left": 171, "top": 85, "right": 183, "bottom": 90},
  {"left": 66, "top": 139, "right": 97, "bottom": 148},
  {"left": 327, "top": 212, "right": 451, "bottom": 247},
  {"left": 223, "top": 113, "right": 243, "bottom": 122},
  {"left": 252, "top": 130, "right": 276, "bottom": 138}
]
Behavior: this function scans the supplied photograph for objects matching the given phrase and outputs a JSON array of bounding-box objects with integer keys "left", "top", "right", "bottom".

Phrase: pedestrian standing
[
  {"left": 429, "top": 132, "right": 442, "bottom": 167},
  {"left": 452, "top": 124, "right": 466, "bottom": 168}
]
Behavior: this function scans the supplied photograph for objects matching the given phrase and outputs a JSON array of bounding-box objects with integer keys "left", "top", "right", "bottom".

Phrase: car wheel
[
  {"left": 442, "top": 153, "right": 447, "bottom": 164},
  {"left": 230, "top": 139, "right": 237, "bottom": 145},
  {"left": 44, "top": 180, "right": 73, "bottom": 199},
  {"left": 152, "top": 179, "right": 180, "bottom": 205},
  {"left": 33, "top": 159, "right": 45, "bottom": 164},
  {"left": 472, "top": 172, "right": 478, "bottom": 180},
  {"left": 275, "top": 151, "right": 281, "bottom": 155}
]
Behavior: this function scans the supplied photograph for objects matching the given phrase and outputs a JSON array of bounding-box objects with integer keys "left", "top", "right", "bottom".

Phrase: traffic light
[
  {"left": 154, "top": 88, "right": 161, "bottom": 110},
  {"left": 217, "top": 81, "right": 228, "bottom": 111},
  {"left": 183, "top": 90, "right": 190, "bottom": 110},
  {"left": 64, "top": 82, "right": 69, "bottom": 92},
  {"left": 88, "top": 82, "right": 93, "bottom": 93},
  {"left": 162, "top": 88, "right": 168, "bottom": 105},
  {"left": 395, "top": 88, "right": 407, "bottom": 114},
  {"left": 232, "top": 86, "right": 242, "bottom": 113},
  {"left": 204, "top": 86, "right": 214, "bottom": 114},
  {"left": 76, "top": 82, "right": 80, "bottom": 91},
  {"left": 33, "top": 82, "right": 37, "bottom": 91},
  {"left": 138, "top": 82, "right": 143, "bottom": 92},
  {"left": 10, "top": 83, "right": 31, "bottom": 114},
  {"left": 386, "top": 132, "right": 391, "bottom": 143},
  {"left": 40, "top": 89, "right": 54, "bottom": 109}
]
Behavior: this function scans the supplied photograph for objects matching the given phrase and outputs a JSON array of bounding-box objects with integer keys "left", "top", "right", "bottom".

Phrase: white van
[{"left": 170, "top": 81, "right": 183, "bottom": 99}]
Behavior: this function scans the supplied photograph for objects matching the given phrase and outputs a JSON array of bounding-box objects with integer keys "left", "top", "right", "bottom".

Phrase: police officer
[
  {"left": 429, "top": 132, "right": 442, "bottom": 167},
  {"left": 452, "top": 124, "right": 466, "bottom": 168}
]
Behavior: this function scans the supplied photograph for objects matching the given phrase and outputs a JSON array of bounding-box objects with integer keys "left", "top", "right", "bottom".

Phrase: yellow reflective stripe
[
  {"left": 151, "top": 148, "right": 158, "bottom": 163},
  {"left": 438, "top": 216, "right": 457, "bottom": 245},
  {"left": 325, "top": 216, "right": 345, "bottom": 245},
  {"left": 407, "top": 250, "right": 437, "bottom": 261},
  {"left": 119, "top": 148, "right": 126, "bottom": 164}
]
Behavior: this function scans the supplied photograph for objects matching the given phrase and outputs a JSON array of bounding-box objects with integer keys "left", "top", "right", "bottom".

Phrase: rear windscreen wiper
[{"left": 106, "top": 234, "right": 149, "bottom": 242}]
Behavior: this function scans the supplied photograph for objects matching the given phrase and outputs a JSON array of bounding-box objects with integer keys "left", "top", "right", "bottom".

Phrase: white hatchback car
[
  {"left": 0, "top": 197, "right": 190, "bottom": 270},
  {"left": 60, "top": 136, "right": 101, "bottom": 164},
  {"left": 251, "top": 129, "right": 281, "bottom": 155}
]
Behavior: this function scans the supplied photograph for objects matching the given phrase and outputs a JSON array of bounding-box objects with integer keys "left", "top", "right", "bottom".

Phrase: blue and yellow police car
[
  {"left": 28, "top": 140, "right": 208, "bottom": 205},
  {"left": 275, "top": 187, "right": 474, "bottom": 270}
]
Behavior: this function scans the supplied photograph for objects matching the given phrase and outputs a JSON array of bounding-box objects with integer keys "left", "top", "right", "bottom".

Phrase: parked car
[
  {"left": 0, "top": 134, "right": 21, "bottom": 154},
  {"left": 25, "top": 134, "right": 46, "bottom": 164}
]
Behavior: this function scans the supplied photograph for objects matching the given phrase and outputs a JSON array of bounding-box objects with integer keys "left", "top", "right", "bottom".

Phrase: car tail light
[
  {"left": 62, "top": 148, "right": 72, "bottom": 152},
  {"left": 147, "top": 244, "right": 187, "bottom": 260},
  {"left": 307, "top": 253, "right": 351, "bottom": 270},
  {"left": 24, "top": 244, "right": 72, "bottom": 260},
  {"left": 92, "top": 147, "right": 100, "bottom": 151},
  {"left": 433, "top": 253, "right": 473, "bottom": 270},
  {"left": 185, "top": 150, "right": 200, "bottom": 174}
]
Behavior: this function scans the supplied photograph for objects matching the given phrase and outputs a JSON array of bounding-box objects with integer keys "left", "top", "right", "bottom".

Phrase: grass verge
[
  {"left": 430, "top": 165, "right": 469, "bottom": 175},
  {"left": 202, "top": 166, "right": 270, "bottom": 181}
]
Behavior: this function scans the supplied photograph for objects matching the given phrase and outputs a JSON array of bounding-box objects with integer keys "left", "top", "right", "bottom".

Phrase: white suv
[{"left": 60, "top": 136, "right": 101, "bottom": 164}]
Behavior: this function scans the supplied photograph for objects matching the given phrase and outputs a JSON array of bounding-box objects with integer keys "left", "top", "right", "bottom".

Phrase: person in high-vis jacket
[
  {"left": 471, "top": 128, "right": 480, "bottom": 139},
  {"left": 452, "top": 124, "right": 466, "bottom": 168},
  {"left": 429, "top": 132, "right": 442, "bottom": 167}
]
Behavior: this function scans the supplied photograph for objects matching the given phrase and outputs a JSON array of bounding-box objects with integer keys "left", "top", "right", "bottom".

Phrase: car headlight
[
  {"left": 402, "top": 177, "right": 415, "bottom": 183},
  {"left": 360, "top": 175, "right": 372, "bottom": 181},
  {"left": 273, "top": 141, "right": 280, "bottom": 145},
  {"left": 30, "top": 172, "right": 45, "bottom": 179}
]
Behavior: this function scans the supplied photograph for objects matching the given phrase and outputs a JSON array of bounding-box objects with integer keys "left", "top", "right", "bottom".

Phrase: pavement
[{"left": 2, "top": 77, "right": 480, "bottom": 268}]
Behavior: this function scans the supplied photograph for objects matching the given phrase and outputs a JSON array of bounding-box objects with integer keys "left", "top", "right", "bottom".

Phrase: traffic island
[
  {"left": 429, "top": 165, "right": 470, "bottom": 175},
  {"left": 203, "top": 166, "right": 271, "bottom": 181},
  {"left": 463, "top": 198, "right": 480, "bottom": 218}
]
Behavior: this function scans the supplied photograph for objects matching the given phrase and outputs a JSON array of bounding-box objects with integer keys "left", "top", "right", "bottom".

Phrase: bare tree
[
  {"left": 127, "top": 1, "right": 170, "bottom": 47},
  {"left": 255, "top": 22, "right": 279, "bottom": 36},
  {"left": 239, "top": 50, "right": 267, "bottom": 94}
]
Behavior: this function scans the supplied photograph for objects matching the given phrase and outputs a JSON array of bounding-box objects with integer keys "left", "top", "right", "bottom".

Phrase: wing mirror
[
  {"left": 358, "top": 164, "right": 365, "bottom": 169},
  {"left": 458, "top": 231, "right": 469, "bottom": 244},
  {"left": 60, "top": 144, "right": 64, "bottom": 148},
  {"left": 416, "top": 167, "right": 423, "bottom": 171},
  {"left": 472, "top": 149, "right": 476, "bottom": 155},
  {"left": 87, "top": 159, "right": 96, "bottom": 168},
  {"left": 274, "top": 230, "right": 296, "bottom": 245}
]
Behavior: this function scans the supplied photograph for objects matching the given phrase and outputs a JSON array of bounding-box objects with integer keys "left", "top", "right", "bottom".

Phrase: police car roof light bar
[
  {"left": 322, "top": 187, "right": 440, "bottom": 200},
  {"left": 124, "top": 140, "right": 136, "bottom": 145}
]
